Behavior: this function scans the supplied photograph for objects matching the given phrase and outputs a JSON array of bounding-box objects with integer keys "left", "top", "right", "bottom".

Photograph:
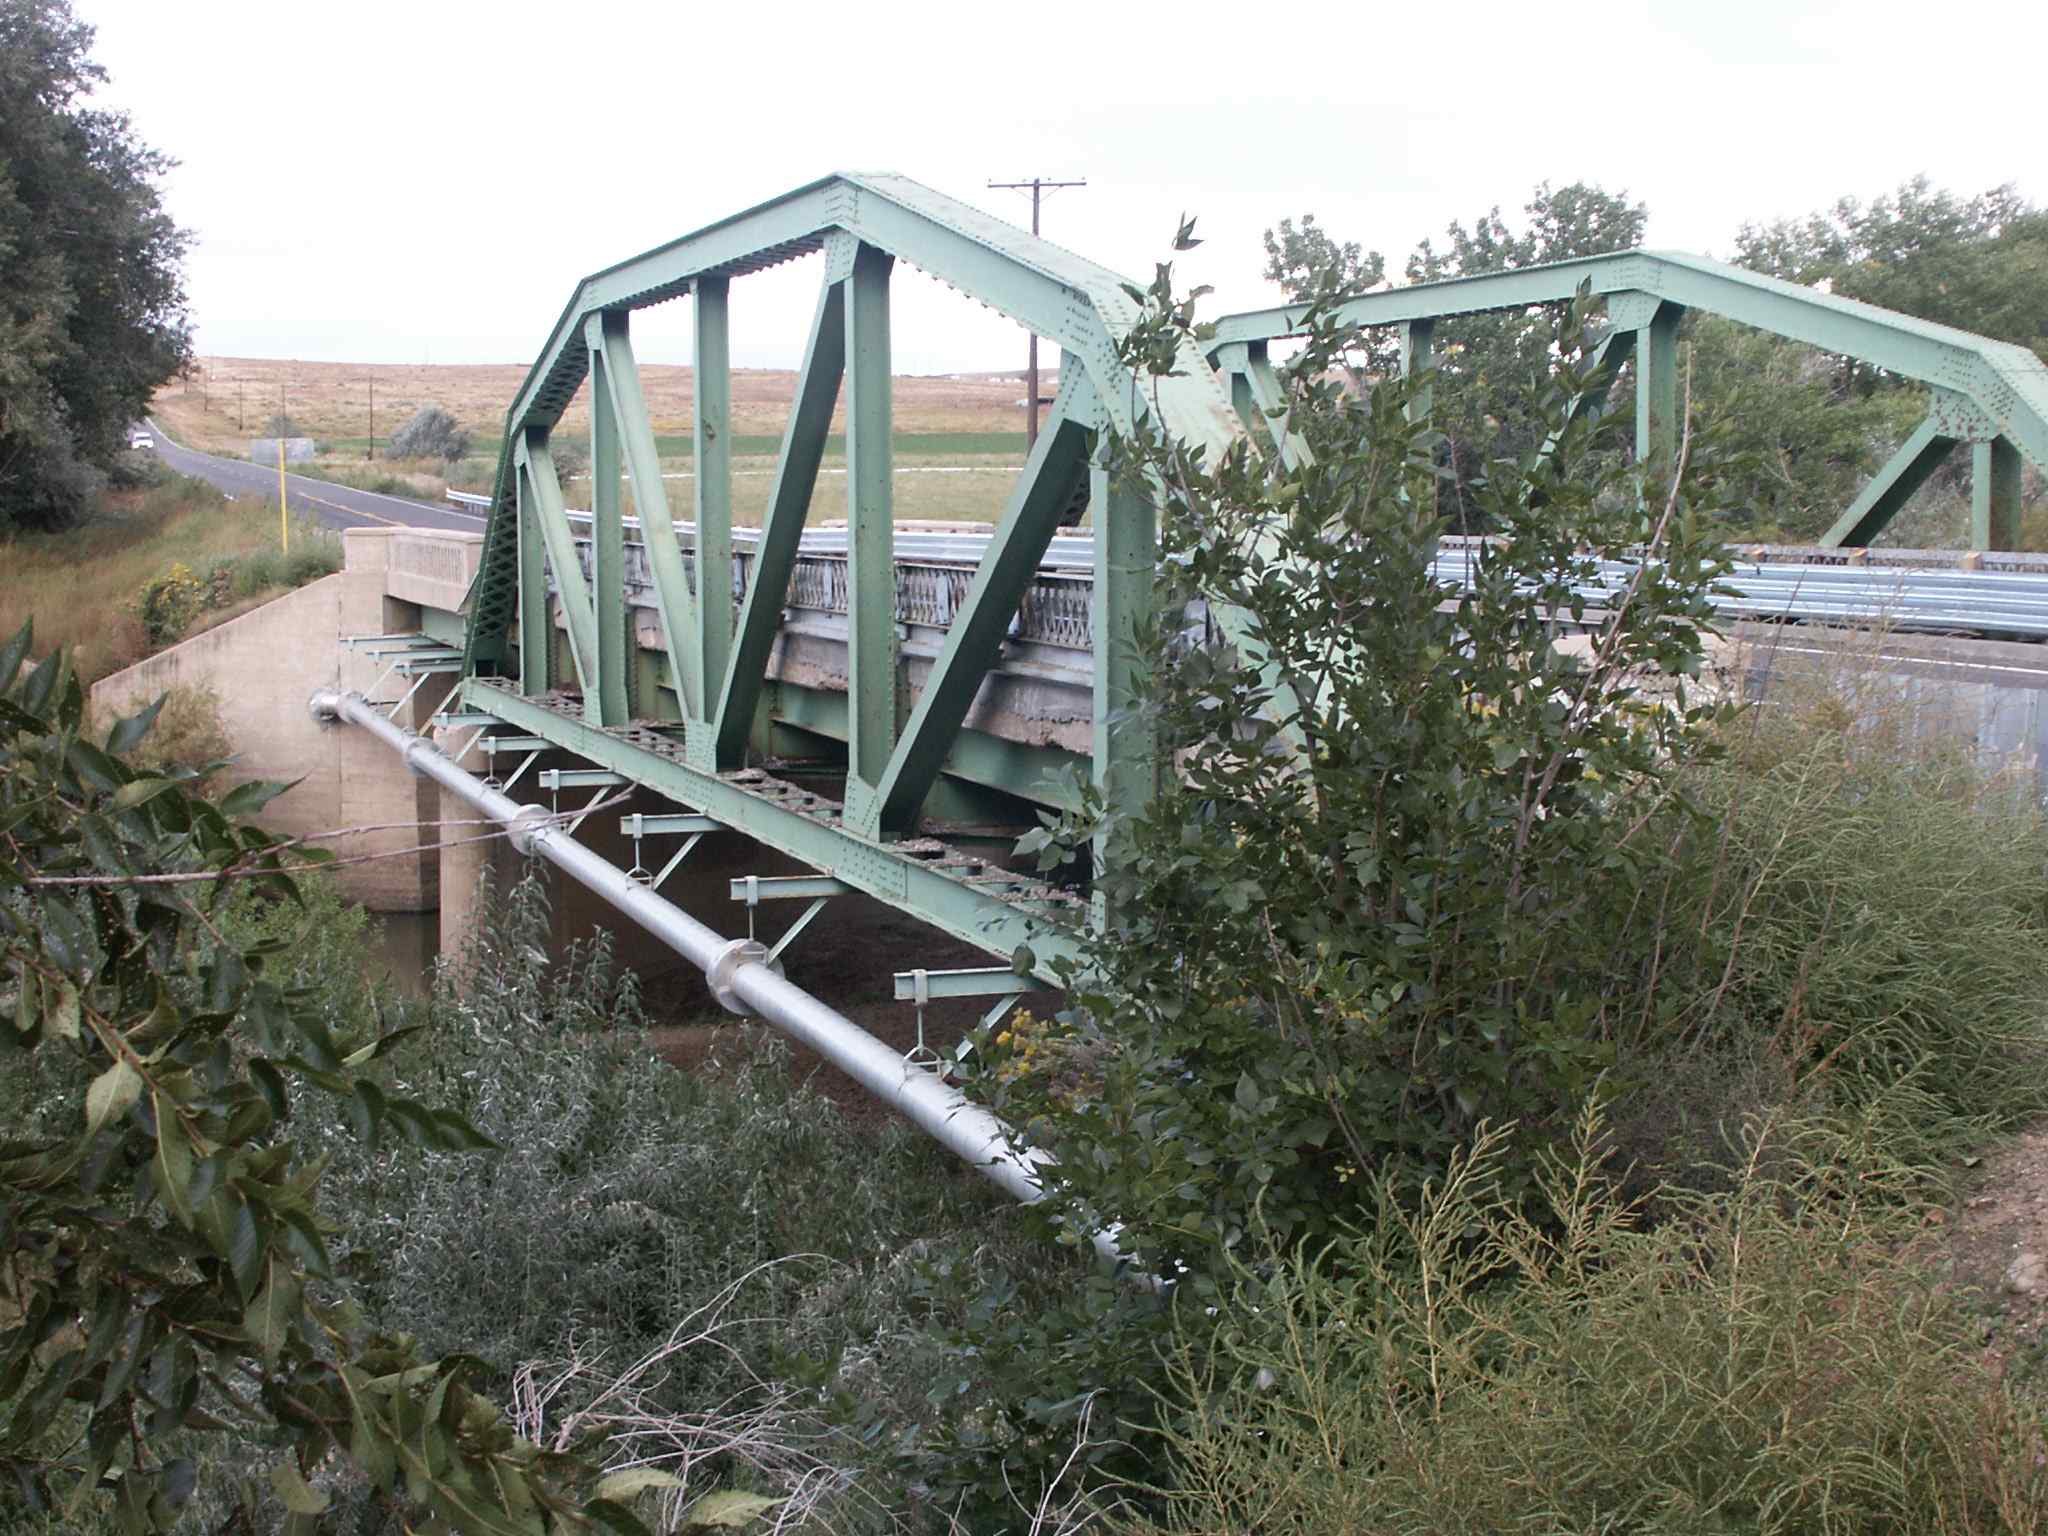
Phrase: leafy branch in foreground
[{"left": 0, "top": 623, "right": 672, "bottom": 1534}]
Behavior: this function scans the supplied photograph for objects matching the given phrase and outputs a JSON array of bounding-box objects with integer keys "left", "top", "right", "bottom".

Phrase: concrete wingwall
[{"left": 87, "top": 528, "right": 477, "bottom": 912}]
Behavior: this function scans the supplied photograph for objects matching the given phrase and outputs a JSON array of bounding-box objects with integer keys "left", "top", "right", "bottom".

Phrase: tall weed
[
  {"left": 1133, "top": 1107, "right": 2048, "bottom": 1535},
  {"left": 1609, "top": 654, "right": 2048, "bottom": 1183}
]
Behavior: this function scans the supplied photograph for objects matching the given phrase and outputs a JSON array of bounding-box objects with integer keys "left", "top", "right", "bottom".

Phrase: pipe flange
[
  {"left": 707, "top": 938, "right": 779, "bottom": 1016},
  {"left": 507, "top": 805, "right": 553, "bottom": 856},
  {"left": 308, "top": 688, "right": 345, "bottom": 724},
  {"left": 401, "top": 738, "right": 440, "bottom": 776}
]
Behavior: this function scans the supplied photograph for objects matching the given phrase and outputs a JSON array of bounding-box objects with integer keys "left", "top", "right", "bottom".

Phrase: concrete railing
[{"left": 385, "top": 528, "right": 483, "bottom": 614}]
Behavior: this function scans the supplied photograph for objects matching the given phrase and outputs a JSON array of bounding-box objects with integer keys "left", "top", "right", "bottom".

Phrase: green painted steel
[
  {"left": 1820, "top": 417, "right": 1960, "bottom": 547},
  {"left": 462, "top": 172, "right": 1237, "bottom": 682},
  {"left": 585, "top": 318, "right": 630, "bottom": 728},
  {"left": 1209, "top": 249, "right": 2048, "bottom": 549},
  {"left": 457, "top": 678, "right": 1087, "bottom": 978},
  {"left": 515, "top": 484, "right": 548, "bottom": 695},
  {"left": 693, "top": 277, "right": 734, "bottom": 730},
  {"left": 1634, "top": 300, "right": 1683, "bottom": 480},
  {"left": 841, "top": 241, "right": 899, "bottom": 834},
  {"left": 514, "top": 439, "right": 596, "bottom": 691},
  {"left": 453, "top": 172, "right": 2048, "bottom": 978},
  {"left": 1976, "top": 437, "right": 2023, "bottom": 550},
  {"left": 453, "top": 172, "right": 1244, "bottom": 975},
  {"left": 712, "top": 269, "right": 847, "bottom": 770},
  {"left": 867, "top": 371, "right": 1098, "bottom": 836},
  {"left": 589, "top": 312, "right": 695, "bottom": 720},
  {"left": 765, "top": 678, "right": 1087, "bottom": 814},
  {"left": 893, "top": 968, "right": 1044, "bottom": 1000},
  {"left": 1090, "top": 463, "right": 1157, "bottom": 918},
  {"left": 1400, "top": 319, "right": 1434, "bottom": 424}
]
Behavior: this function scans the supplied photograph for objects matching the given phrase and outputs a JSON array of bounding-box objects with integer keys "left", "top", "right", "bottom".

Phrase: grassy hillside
[
  {"left": 152, "top": 356, "right": 1045, "bottom": 456},
  {"left": 0, "top": 468, "right": 339, "bottom": 685}
]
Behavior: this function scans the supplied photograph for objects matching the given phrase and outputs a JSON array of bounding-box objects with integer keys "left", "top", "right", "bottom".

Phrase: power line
[{"left": 989, "top": 176, "right": 1086, "bottom": 448}]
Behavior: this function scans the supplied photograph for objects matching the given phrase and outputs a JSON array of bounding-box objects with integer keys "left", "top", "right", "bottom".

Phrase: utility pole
[
  {"left": 368, "top": 377, "right": 375, "bottom": 461},
  {"left": 988, "top": 175, "right": 1085, "bottom": 448}
]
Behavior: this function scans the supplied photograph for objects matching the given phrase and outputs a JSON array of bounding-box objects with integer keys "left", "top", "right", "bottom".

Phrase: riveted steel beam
[
  {"left": 694, "top": 275, "right": 734, "bottom": 729},
  {"left": 1210, "top": 248, "right": 2048, "bottom": 527},
  {"left": 621, "top": 813, "right": 723, "bottom": 837},
  {"left": 732, "top": 875, "right": 850, "bottom": 901},
  {"left": 1092, "top": 461, "right": 1157, "bottom": 910},
  {"left": 1976, "top": 437, "right": 2024, "bottom": 552},
  {"left": 862, "top": 371, "right": 1098, "bottom": 837},
  {"left": 459, "top": 679, "right": 1084, "bottom": 978},
  {"left": 585, "top": 318, "right": 630, "bottom": 727},
  {"left": 1400, "top": 319, "right": 1435, "bottom": 425},
  {"left": 712, "top": 266, "right": 847, "bottom": 769},
  {"left": 515, "top": 433, "right": 597, "bottom": 697},
  {"left": 1213, "top": 341, "right": 1303, "bottom": 466},
  {"left": 893, "top": 967, "right": 1044, "bottom": 1001},
  {"left": 840, "top": 241, "right": 898, "bottom": 831},
  {"left": 537, "top": 768, "right": 629, "bottom": 790},
  {"left": 1634, "top": 300, "right": 1685, "bottom": 482},
  {"left": 1820, "top": 417, "right": 1961, "bottom": 547},
  {"left": 589, "top": 310, "right": 696, "bottom": 718},
  {"left": 517, "top": 460, "right": 550, "bottom": 694}
]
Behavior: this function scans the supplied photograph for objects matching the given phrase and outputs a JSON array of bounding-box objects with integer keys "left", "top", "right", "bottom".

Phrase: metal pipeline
[{"left": 309, "top": 688, "right": 1127, "bottom": 1267}]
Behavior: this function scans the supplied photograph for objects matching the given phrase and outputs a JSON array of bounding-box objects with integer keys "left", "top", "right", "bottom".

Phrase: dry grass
[
  {"left": 153, "top": 355, "right": 1045, "bottom": 456},
  {"left": 0, "top": 472, "right": 337, "bottom": 684},
  {"left": 153, "top": 356, "right": 1051, "bottom": 529}
]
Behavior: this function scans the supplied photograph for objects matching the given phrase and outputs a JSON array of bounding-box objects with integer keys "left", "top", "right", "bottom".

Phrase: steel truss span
[{"left": 320, "top": 173, "right": 2048, "bottom": 1153}]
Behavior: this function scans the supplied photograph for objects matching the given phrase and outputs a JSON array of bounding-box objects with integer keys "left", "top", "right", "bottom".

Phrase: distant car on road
[{"left": 129, "top": 431, "right": 154, "bottom": 451}]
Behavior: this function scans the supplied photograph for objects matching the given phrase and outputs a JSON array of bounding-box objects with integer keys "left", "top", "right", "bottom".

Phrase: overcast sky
[{"left": 72, "top": 0, "right": 2045, "bottom": 377}]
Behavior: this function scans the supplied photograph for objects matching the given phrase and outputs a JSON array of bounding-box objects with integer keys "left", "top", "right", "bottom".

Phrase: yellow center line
[{"left": 295, "top": 490, "right": 407, "bottom": 528}]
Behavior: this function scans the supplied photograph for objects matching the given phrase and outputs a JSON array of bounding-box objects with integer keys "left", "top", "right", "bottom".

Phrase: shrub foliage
[
  {"left": 992, "top": 269, "right": 1730, "bottom": 1272},
  {"left": 387, "top": 406, "right": 472, "bottom": 463}
]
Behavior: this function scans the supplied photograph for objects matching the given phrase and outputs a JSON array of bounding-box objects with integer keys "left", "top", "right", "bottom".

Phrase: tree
[
  {"left": 1401, "top": 182, "right": 1648, "bottom": 525},
  {"left": 1690, "top": 178, "right": 2047, "bottom": 542},
  {"left": 0, "top": 0, "right": 190, "bottom": 531},
  {"left": 1263, "top": 183, "right": 1648, "bottom": 528},
  {"left": 0, "top": 626, "right": 682, "bottom": 1532},
  {"left": 387, "top": 405, "right": 471, "bottom": 462},
  {"left": 1735, "top": 176, "right": 2048, "bottom": 364},
  {"left": 1028, "top": 253, "right": 1722, "bottom": 1251},
  {"left": 1262, "top": 214, "right": 1398, "bottom": 382},
  {"left": 938, "top": 247, "right": 1732, "bottom": 1520}
]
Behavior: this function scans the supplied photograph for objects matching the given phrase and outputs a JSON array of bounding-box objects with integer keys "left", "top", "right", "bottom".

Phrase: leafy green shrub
[
  {"left": 115, "top": 681, "right": 231, "bottom": 778},
  {"left": 287, "top": 874, "right": 1045, "bottom": 1532},
  {"left": 387, "top": 404, "right": 471, "bottom": 461},
  {"left": 132, "top": 558, "right": 206, "bottom": 642},
  {"left": 231, "top": 524, "right": 341, "bottom": 598},
  {"left": 929, "top": 256, "right": 1736, "bottom": 1522},
  {"left": 1130, "top": 1107, "right": 2048, "bottom": 1535},
  {"left": 984, "top": 272, "right": 1729, "bottom": 1273}
]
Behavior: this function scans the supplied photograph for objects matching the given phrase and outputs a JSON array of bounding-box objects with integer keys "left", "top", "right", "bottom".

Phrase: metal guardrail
[{"left": 470, "top": 480, "right": 2048, "bottom": 648}]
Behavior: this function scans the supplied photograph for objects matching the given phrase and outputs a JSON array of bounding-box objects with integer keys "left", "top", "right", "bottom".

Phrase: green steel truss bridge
[{"left": 335, "top": 173, "right": 2048, "bottom": 995}]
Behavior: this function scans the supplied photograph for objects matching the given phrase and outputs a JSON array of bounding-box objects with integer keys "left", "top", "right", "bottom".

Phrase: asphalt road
[{"left": 138, "top": 419, "right": 488, "bottom": 534}]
